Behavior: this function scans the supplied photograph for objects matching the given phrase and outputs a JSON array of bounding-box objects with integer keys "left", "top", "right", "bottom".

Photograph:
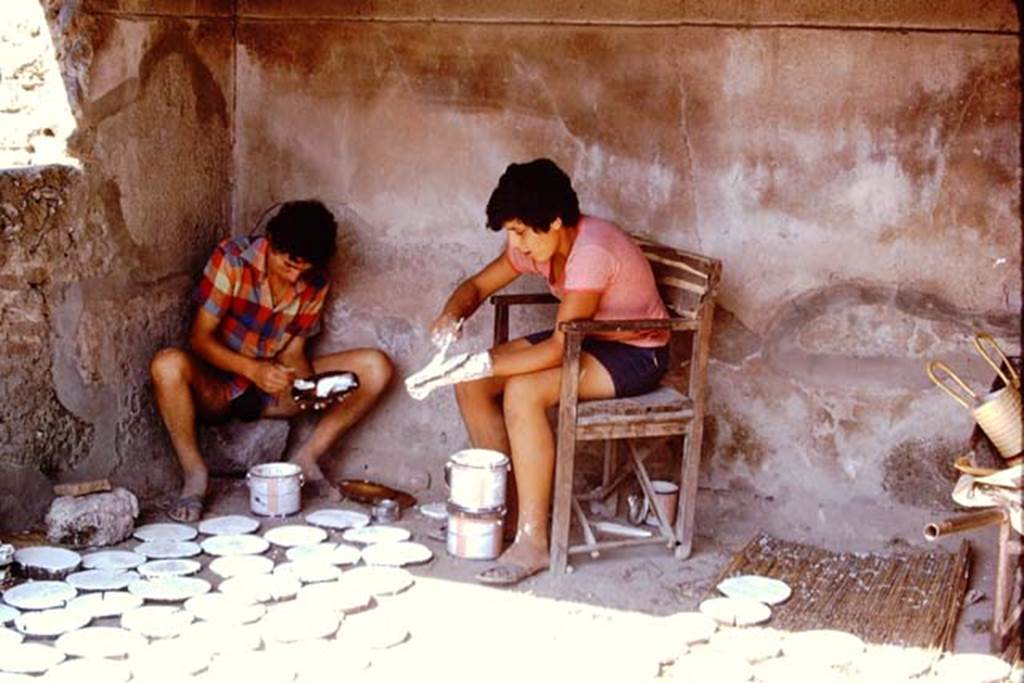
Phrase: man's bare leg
[{"left": 150, "top": 348, "right": 232, "bottom": 521}]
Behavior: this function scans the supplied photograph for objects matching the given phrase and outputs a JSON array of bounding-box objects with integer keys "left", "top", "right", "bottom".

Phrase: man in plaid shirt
[{"left": 150, "top": 201, "right": 393, "bottom": 522}]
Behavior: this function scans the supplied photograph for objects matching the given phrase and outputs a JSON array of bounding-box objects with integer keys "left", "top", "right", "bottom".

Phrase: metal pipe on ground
[{"left": 923, "top": 509, "right": 1008, "bottom": 541}]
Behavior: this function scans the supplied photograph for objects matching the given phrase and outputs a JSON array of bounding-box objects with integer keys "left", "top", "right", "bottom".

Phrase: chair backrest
[{"left": 632, "top": 235, "right": 722, "bottom": 318}]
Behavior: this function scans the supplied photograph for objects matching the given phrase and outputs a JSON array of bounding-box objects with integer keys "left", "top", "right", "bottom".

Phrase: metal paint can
[
  {"left": 372, "top": 498, "right": 400, "bottom": 523},
  {"left": 444, "top": 448, "right": 509, "bottom": 512},
  {"left": 246, "top": 462, "right": 303, "bottom": 517},
  {"left": 446, "top": 503, "right": 505, "bottom": 560}
]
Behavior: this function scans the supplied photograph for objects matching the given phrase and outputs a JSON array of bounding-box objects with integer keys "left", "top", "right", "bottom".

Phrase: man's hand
[
  {"left": 429, "top": 313, "right": 463, "bottom": 352},
  {"left": 252, "top": 361, "right": 296, "bottom": 395}
]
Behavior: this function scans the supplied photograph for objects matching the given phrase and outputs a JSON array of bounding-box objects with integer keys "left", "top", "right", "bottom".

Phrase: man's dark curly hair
[
  {"left": 485, "top": 158, "right": 581, "bottom": 232},
  {"left": 265, "top": 200, "right": 338, "bottom": 272}
]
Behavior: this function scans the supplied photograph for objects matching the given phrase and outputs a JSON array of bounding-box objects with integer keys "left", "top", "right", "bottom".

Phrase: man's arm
[
  {"left": 189, "top": 309, "right": 294, "bottom": 395},
  {"left": 276, "top": 334, "right": 313, "bottom": 378}
]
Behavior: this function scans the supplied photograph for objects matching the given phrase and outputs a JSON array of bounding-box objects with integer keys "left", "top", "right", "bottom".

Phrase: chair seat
[{"left": 576, "top": 386, "right": 694, "bottom": 441}]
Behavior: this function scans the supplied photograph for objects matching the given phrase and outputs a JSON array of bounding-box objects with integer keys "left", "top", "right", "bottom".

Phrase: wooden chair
[{"left": 491, "top": 236, "right": 722, "bottom": 574}]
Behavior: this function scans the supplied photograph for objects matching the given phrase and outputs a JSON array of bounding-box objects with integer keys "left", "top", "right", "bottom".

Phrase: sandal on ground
[
  {"left": 166, "top": 495, "right": 204, "bottom": 523},
  {"left": 475, "top": 563, "right": 546, "bottom": 587}
]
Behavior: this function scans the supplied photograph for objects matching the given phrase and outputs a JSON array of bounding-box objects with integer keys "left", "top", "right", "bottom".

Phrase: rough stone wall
[
  {"left": 233, "top": 2, "right": 1021, "bottom": 513},
  {"left": 0, "top": 0, "right": 233, "bottom": 530}
]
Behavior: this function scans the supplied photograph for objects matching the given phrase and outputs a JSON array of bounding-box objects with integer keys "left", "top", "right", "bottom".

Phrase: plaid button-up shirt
[{"left": 193, "top": 235, "right": 329, "bottom": 399}]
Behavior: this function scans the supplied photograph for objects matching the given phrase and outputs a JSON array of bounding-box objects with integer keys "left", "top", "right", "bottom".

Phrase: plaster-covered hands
[
  {"left": 429, "top": 313, "right": 464, "bottom": 352},
  {"left": 405, "top": 350, "right": 493, "bottom": 400}
]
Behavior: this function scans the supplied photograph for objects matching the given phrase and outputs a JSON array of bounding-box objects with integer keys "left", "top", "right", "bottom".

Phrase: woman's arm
[{"left": 430, "top": 254, "right": 520, "bottom": 344}]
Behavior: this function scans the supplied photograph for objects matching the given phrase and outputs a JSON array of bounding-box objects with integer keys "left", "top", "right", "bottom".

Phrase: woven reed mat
[{"left": 708, "top": 533, "right": 970, "bottom": 651}]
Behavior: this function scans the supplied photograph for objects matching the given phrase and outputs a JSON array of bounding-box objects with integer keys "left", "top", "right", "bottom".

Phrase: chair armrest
[
  {"left": 558, "top": 317, "right": 698, "bottom": 335},
  {"left": 490, "top": 293, "right": 559, "bottom": 306}
]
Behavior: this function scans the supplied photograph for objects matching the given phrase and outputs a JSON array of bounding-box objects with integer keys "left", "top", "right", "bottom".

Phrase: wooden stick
[{"left": 53, "top": 479, "right": 112, "bottom": 497}]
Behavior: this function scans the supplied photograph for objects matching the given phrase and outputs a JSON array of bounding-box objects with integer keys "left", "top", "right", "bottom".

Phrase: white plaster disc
[
  {"left": 2, "top": 581, "right": 77, "bottom": 610},
  {"left": 65, "top": 591, "right": 142, "bottom": 619},
  {"left": 13, "top": 607, "right": 90, "bottom": 637},
  {"left": 0, "top": 627, "right": 23, "bottom": 646},
  {"left": 341, "top": 525, "right": 411, "bottom": 545},
  {"left": 65, "top": 569, "right": 139, "bottom": 591},
  {"left": 668, "top": 650, "right": 753, "bottom": 683},
  {"left": 133, "top": 522, "right": 198, "bottom": 542},
  {"left": 54, "top": 626, "right": 146, "bottom": 659},
  {"left": 361, "top": 541, "right": 432, "bottom": 567},
  {"left": 198, "top": 515, "right": 261, "bottom": 536},
  {"left": 184, "top": 593, "right": 265, "bottom": 625},
  {"left": 285, "top": 542, "right": 362, "bottom": 566},
  {"left": 133, "top": 540, "right": 201, "bottom": 559},
  {"left": 261, "top": 603, "right": 340, "bottom": 643},
  {"left": 0, "top": 674, "right": 35, "bottom": 683},
  {"left": 752, "top": 657, "right": 842, "bottom": 683},
  {"left": 129, "top": 638, "right": 211, "bottom": 679},
  {"left": 80, "top": 550, "right": 145, "bottom": 570},
  {"left": 296, "top": 581, "right": 372, "bottom": 614},
  {"left": 137, "top": 559, "right": 201, "bottom": 578},
  {"left": 217, "top": 573, "right": 301, "bottom": 603},
  {"left": 341, "top": 566, "right": 414, "bottom": 597},
  {"left": 200, "top": 533, "right": 270, "bottom": 557},
  {"left": 263, "top": 525, "right": 328, "bottom": 548},
  {"left": 931, "top": 653, "right": 1012, "bottom": 683},
  {"left": 0, "top": 643, "right": 65, "bottom": 674},
  {"left": 304, "top": 509, "right": 370, "bottom": 530},
  {"left": 339, "top": 609, "right": 409, "bottom": 650},
  {"left": 40, "top": 656, "right": 132, "bottom": 683},
  {"left": 418, "top": 502, "right": 448, "bottom": 520},
  {"left": 209, "top": 554, "right": 274, "bottom": 579},
  {"left": 708, "top": 626, "right": 783, "bottom": 663},
  {"left": 698, "top": 597, "right": 772, "bottom": 627},
  {"left": 854, "top": 644, "right": 934, "bottom": 680},
  {"left": 13, "top": 547, "right": 81, "bottom": 579},
  {"left": 127, "top": 576, "right": 211, "bottom": 602},
  {"left": 716, "top": 575, "right": 792, "bottom": 605},
  {"left": 206, "top": 651, "right": 294, "bottom": 683},
  {"left": 782, "top": 629, "right": 865, "bottom": 667},
  {"left": 273, "top": 560, "right": 342, "bottom": 583},
  {"left": 0, "top": 605, "right": 19, "bottom": 624},
  {"left": 662, "top": 611, "right": 718, "bottom": 645},
  {"left": 120, "top": 605, "right": 193, "bottom": 638},
  {"left": 178, "top": 621, "right": 263, "bottom": 655}
]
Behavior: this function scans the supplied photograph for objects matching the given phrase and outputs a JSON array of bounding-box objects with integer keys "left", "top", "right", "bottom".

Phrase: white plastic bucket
[
  {"left": 446, "top": 504, "right": 505, "bottom": 560},
  {"left": 445, "top": 448, "right": 509, "bottom": 512},
  {"left": 247, "top": 463, "right": 303, "bottom": 517}
]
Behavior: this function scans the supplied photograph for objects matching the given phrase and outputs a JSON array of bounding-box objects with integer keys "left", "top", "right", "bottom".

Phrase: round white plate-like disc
[
  {"left": 39, "top": 656, "right": 132, "bottom": 683},
  {"left": 341, "top": 525, "right": 411, "bottom": 545},
  {"left": 133, "top": 540, "right": 201, "bottom": 559},
  {"left": 129, "top": 638, "right": 211, "bottom": 679},
  {"left": 341, "top": 566, "right": 414, "bottom": 596},
  {"left": 54, "top": 626, "right": 146, "bottom": 659},
  {"left": 261, "top": 603, "right": 340, "bottom": 643},
  {"left": 339, "top": 610, "right": 409, "bottom": 650},
  {"left": 81, "top": 550, "right": 145, "bottom": 570},
  {"left": 13, "top": 608, "right": 90, "bottom": 637},
  {"left": 177, "top": 621, "right": 263, "bottom": 655},
  {"left": 2, "top": 581, "right": 77, "bottom": 610},
  {"left": 206, "top": 651, "right": 294, "bottom": 683},
  {"left": 127, "top": 576, "right": 211, "bottom": 602},
  {"left": 120, "top": 605, "right": 193, "bottom": 638},
  {"left": 0, "top": 643, "right": 65, "bottom": 674},
  {"left": 668, "top": 650, "right": 753, "bottom": 683},
  {"left": 200, "top": 534, "right": 270, "bottom": 557},
  {"left": 752, "top": 658, "right": 840, "bottom": 683},
  {"left": 133, "top": 522, "right": 198, "bottom": 542},
  {"left": 662, "top": 611, "right": 718, "bottom": 645},
  {"left": 854, "top": 644, "right": 934, "bottom": 680},
  {"left": 12, "top": 547, "right": 81, "bottom": 577},
  {"left": 0, "top": 604, "right": 19, "bottom": 624},
  {"left": 931, "top": 653, "right": 1011, "bottom": 683},
  {"left": 217, "top": 574, "right": 301, "bottom": 603},
  {"left": 296, "top": 581, "right": 372, "bottom": 614},
  {"left": 708, "top": 627, "right": 783, "bottom": 663},
  {"left": 782, "top": 629, "right": 865, "bottom": 667},
  {"left": 137, "top": 559, "right": 201, "bottom": 578},
  {"left": 184, "top": 593, "right": 265, "bottom": 625},
  {"left": 0, "top": 627, "right": 23, "bottom": 646},
  {"left": 304, "top": 509, "right": 370, "bottom": 530},
  {"left": 716, "top": 575, "right": 792, "bottom": 605},
  {"left": 198, "top": 515, "right": 261, "bottom": 536},
  {"left": 66, "top": 569, "right": 139, "bottom": 591},
  {"left": 361, "top": 541, "right": 433, "bottom": 567},
  {"left": 273, "top": 560, "right": 342, "bottom": 584},
  {"left": 208, "top": 554, "right": 274, "bottom": 579},
  {"left": 698, "top": 597, "right": 772, "bottom": 627},
  {"left": 65, "top": 591, "right": 142, "bottom": 619},
  {"left": 418, "top": 502, "right": 448, "bottom": 520},
  {"left": 285, "top": 542, "right": 361, "bottom": 566},
  {"left": 263, "top": 525, "right": 327, "bottom": 548}
]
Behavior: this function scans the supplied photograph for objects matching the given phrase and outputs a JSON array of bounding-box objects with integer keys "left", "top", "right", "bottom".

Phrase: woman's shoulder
[{"left": 576, "top": 215, "right": 632, "bottom": 252}]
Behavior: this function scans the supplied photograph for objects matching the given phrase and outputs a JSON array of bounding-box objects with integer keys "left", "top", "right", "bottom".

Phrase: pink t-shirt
[{"left": 505, "top": 216, "right": 670, "bottom": 347}]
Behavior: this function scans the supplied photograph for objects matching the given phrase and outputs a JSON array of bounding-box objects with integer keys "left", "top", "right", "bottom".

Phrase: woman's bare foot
[{"left": 475, "top": 536, "right": 549, "bottom": 586}]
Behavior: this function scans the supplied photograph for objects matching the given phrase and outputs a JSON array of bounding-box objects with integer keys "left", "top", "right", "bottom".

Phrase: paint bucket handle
[
  {"left": 974, "top": 333, "right": 1020, "bottom": 390},
  {"left": 926, "top": 361, "right": 979, "bottom": 410}
]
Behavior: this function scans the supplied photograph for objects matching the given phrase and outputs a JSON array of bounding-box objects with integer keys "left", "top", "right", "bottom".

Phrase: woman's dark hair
[
  {"left": 265, "top": 200, "right": 338, "bottom": 271},
  {"left": 485, "top": 158, "right": 581, "bottom": 232}
]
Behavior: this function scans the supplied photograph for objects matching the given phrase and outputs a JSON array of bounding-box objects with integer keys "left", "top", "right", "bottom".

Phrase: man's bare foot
[
  {"left": 290, "top": 458, "right": 341, "bottom": 502},
  {"left": 168, "top": 467, "right": 208, "bottom": 523}
]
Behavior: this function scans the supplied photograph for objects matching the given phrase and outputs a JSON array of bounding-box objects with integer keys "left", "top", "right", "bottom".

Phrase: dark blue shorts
[{"left": 525, "top": 330, "right": 669, "bottom": 398}]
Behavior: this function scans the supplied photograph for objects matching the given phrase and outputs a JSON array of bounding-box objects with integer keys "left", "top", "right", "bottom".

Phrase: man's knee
[
  {"left": 150, "top": 348, "right": 191, "bottom": 387},
  {"left": 361, "top": 349, "right": 394, "bottom": 394}
]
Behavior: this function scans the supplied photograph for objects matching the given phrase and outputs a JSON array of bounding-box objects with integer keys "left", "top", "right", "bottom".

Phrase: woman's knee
[
  {"left": 150, "top": 348, "right": 191, "bottom": 386},
  {"left": 503, "top": 374, "right": 553, "bottom": 412}
]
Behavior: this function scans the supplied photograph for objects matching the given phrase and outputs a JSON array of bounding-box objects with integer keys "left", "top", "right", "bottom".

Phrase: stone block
[
  {"left": 45, "top": 487, "right": 139, "bottom": 548},
  {"left": 199, "top": 420, "right": 290, "bottom": 475}
]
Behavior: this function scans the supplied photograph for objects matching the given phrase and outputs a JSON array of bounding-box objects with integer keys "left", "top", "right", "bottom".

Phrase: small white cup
[{"left": 644, "top": 480, "right": 680, "bottom": 527}]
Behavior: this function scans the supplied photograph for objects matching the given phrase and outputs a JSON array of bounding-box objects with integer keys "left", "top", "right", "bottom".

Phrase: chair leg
[
  {"left": 674, "top": 427, "right": 701, "bottom": 560},
  {"left": 549, "top": 438, "right": 576, "bottom": 574}
]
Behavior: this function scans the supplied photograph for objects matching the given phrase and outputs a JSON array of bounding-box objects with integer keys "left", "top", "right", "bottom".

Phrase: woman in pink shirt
[{"left": 413, "top": 159, "right": 669, "bottom": 585}]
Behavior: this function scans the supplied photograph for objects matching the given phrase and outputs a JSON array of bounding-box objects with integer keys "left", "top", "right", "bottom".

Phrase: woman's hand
[
  {"left": 429, "top": 312, "right": 463, "bottom": 351},
  {"left": 405, "top": 350, "right": 493, "bottom": 400}
]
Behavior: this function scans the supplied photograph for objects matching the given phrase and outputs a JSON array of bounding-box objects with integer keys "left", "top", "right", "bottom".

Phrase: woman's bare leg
[{"left": 452, "top": 338, "right": 532, "bottom": 454}]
